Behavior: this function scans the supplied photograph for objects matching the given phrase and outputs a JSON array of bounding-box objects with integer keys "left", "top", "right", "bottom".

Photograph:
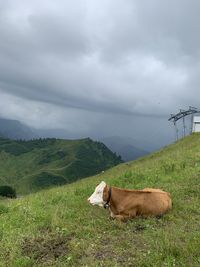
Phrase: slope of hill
[
  {"left": 101, "top": 136, "right": 149, "bottom": 161},
  {"left": 0, "top": 118, "right": 37, "bottom": 140},
  {"left": 0, "top": 134, "right": 200, "bottom": 266},
  {"left": 0, "top": 137, "right": 122, "bottom": 194}
]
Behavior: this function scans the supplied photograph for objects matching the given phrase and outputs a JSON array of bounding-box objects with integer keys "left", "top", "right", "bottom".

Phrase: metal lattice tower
[{"left": 168, "top": 106, "right": 200, "bottom": 141}]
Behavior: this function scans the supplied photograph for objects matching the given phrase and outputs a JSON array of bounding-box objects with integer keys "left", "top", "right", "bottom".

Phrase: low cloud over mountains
[{"left": 0, "top": 1, "right": 199, "bottom": 147}]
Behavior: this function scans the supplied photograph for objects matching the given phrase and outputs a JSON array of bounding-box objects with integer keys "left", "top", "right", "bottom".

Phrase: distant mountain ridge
[
  {"left": 0, "top": 118, "right": 37, "bottom": 140},
  {"left": 0, "top": 117, "right": 150, "bottom": 162},
  {"left": 0, "top": 137, "right": 122, "bottom": 194},
  {"left": 101, "top": 136, "right": 149, "bottom": 161}
]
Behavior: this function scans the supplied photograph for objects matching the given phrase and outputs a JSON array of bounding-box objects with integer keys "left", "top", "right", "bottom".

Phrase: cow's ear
[
  {"left": 102, "top": 185, "right": 108, "bottom": 201},
  {"left": 103, "top": 184, "right": 108, "bottom": 194}
]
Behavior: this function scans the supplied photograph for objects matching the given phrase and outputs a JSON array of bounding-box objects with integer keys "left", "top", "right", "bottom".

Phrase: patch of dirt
[
  {"left": 21, "top": 233, "right": 73, "bottom": 263},
  {"left": 93, "top": 244, "right": 137, "bottom": 267},
  {"left": 93, "top": 237, "right": 120, "bottom": 261},
  {"left": 92, "top": 234, "right": 150, "bottom": 266},
  {"left": 95, "top": 250, "right": 116, "bottom": 260}
]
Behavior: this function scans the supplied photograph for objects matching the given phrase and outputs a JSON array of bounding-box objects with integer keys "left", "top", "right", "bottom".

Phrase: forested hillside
[{"left": 0, "top": 137, "right": 122, "bottom": 194}]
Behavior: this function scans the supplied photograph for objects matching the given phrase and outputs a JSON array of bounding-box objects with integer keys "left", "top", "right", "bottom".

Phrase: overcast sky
[{"left": 0, "top": 0, "right": 200, "bottom": 148}]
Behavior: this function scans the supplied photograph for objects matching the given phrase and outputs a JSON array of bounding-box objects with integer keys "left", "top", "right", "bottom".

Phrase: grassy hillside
[
  {"left": 0, "top": 134, "right": 200, "bottom": 266},
  {"left": 0, "top": 137, "right": 122, "bottom": 194}
]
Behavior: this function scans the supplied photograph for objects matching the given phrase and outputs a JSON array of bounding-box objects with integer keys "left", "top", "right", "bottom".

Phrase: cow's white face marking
[{"left": 88, "top": 181, "right": 106, "bottom": 206}]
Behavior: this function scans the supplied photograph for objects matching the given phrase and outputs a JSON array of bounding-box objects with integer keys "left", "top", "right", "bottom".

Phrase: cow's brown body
[{"left": 103, "top": 186, "right": 172, "bottom": 222}]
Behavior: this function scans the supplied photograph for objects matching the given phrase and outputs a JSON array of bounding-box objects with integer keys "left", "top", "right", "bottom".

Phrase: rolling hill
[
  {"left": 0, "top": 137, "right": 122, "bottom": 194},
  {"left": 0, "top": 133, "right": 200, "bottom": 266}
]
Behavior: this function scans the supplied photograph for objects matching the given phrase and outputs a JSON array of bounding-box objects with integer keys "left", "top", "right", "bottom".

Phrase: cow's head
[{"left": 88, "top": 181, "right": 106, "bottom": 206}]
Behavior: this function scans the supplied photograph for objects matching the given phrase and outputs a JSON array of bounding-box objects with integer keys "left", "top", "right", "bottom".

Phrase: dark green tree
[{"left": 0, "top": 185, "right": 16, "bottom": 198}]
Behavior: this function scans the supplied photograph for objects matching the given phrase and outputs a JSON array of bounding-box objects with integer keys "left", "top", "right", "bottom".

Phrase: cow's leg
[
  {"left": 109, "top": 210, "right": 115, "bottom": 219},
  {"left": 114, "top": 210, "right": 137, "bottom": 222},
  {"left": 113, "top": 214, "right": 134, "bottom": 222}
]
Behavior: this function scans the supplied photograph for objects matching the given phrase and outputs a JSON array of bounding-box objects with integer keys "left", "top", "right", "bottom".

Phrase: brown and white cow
[{"left": 88, "top": 181, "right": 172, "bottom": 222}]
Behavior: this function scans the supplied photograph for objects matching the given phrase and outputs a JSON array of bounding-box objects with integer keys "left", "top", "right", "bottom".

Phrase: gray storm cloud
[{"left": 0, "top": 0, "right": 200, "bottom": 146}]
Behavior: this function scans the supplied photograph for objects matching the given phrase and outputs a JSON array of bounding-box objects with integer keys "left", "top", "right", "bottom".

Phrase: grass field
[{"left": 0, "top": 134, "right": 200, "bottom": 266}]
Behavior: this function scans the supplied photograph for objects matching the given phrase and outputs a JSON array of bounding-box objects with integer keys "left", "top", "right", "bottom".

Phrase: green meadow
[{"left": 0, "top": 133, "right": 200, "bottom": 266}]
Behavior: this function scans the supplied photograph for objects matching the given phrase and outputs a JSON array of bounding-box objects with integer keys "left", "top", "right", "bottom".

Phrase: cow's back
[
  {"left": 137, "top": 190, "right": 172, "bottom": 216},
  {"left": 143, "top": 188, "right": 165, "bottom": 193}
]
